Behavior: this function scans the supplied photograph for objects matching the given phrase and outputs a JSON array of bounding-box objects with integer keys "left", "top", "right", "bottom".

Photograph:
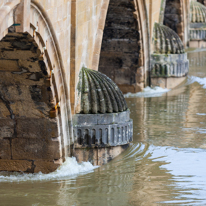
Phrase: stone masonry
[
  {"left": 0, "top": 32, "right": 61, "bottom": 173},
  {"left": 99, "top": 0, "right": 141, "bottom": 93},
  {"left": 0, "top": 0, "right": 193, "bottom": 173}
]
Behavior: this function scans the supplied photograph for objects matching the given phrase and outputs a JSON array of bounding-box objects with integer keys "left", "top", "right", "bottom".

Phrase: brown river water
[{"left": 0, "top": 50, "right": 206, "bottom": 206}]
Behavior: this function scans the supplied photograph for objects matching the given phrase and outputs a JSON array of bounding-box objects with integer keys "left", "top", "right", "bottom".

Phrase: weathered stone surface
[
  {"left": 16, "top": 118, "right": 58, "bottom": 138},
  {"left": 0, "top": 33, "right": 60, "bottom": 173},
  {"left": 72, "top": 144, "right": 129, "bottom": 166},
  {"left": 0, "top": 72, "right": 45, "bottom": 86},
  {"left": 77, "top": 67, "right": 127, "bottom": 114},
  {"left": 153, "top": 23, "right": 184, "bottom": 54},
  {"left": 0, "top": 160, "right": 32, "bottom": 172},
  {"left": 18, "top": 60, "right": 41, "bottom": 73},
  {"left": 164, "top": 0, "right": 181, "bottom": 34},
  {"left": 190, "top": 1, "right": 206, "bottom": 23},
  {"left": 73, "top": 110, "right": 130, "bottom": 126},
  {"left": 0, "top": 60, "right": 20, "bottom": 71},
  {"left": 73, "top": 113, "right": 133, "bottom": 148},
  {"left": 151, "top": 53, "right": 189, "bottom": 78},
  {"left": 0, "top": 41, "right": 12, "bottom": 50},
  {"left": 0, "top": 139, "right": 11, "bottom": 159},
  {"left": 0, "top": 119, "right": 14, "bottom": 138},
  {"left": 99, "top": 0, "right": 141, "bottom": 92},
  {"left": 1, "top": 50, "right": 40, "bottom": 60},
  {"left": 34, "top": 160, "right": 60, "bottom": 173},
  {"left": 0, "top": 100, "right": 11, "bottom": 118},
  {"left": 12, "top": 138, "right": 61, "bottom": 160},
  {"left": 0, "top": 84, "right": 32, "bottom": 101}
]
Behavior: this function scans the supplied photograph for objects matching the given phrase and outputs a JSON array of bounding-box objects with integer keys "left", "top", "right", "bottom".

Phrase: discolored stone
[
  {"left": 0, "top": 139, "right": 11, "bottom": 159},
  {"left": 0, "top": 119, "right": 14, "bottom": 138},
  {"left": 0, "top": 60, "right": 20, "bottom": 71},
  {"left": 0, "top": 160, "right": 32, "bottom": 172},
  {"left": 1, "top": 50, "right": 40, "bottom": 60},
  {"left": 0, "top": 101, "right": 11, "bottom": 118},
  {"left": 34, "top": 160, "right": 60, "bottom": 173},
  {"left": 16, "top": 118, "right": 58, "bottom": 139},
  {"left": 99, "top": 0, "right": 141, "bottom": 93},
  {"left": 12, "top": 138, "right": 61, "bottom": 160}
]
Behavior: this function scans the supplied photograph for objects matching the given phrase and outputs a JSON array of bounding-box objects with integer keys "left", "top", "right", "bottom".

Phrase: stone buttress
[
  {"left": 190, "top": 1, "right": 206, "bottom": 47},
  {"left": 72, "top": 67, "right": 133, "bottom": 165},
  {"left": 151, "top": 23, "right": 189, "bottom": 89}
]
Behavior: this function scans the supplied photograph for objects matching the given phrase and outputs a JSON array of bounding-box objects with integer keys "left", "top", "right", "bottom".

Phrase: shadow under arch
[
  {"left": 162, "top": 0, "right": 189, "bottom": 46},
  {"left": 0, "top": 0, "right": 73, "bottom": 170},
  {"left": 92, "top": 0, "right": 150, "bottom": 94}
]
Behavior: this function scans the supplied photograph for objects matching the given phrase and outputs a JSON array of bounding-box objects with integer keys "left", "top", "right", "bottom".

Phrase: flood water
[{"left": 1, "top": 51, "right": 206, "bottom": 206}]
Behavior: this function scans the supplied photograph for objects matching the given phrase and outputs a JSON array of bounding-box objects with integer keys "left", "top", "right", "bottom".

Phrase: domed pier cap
[
  {"left": 151, "top": 23, "right": 189, "bottom": 78},
  {"left": 153, "top": 23, "right": 185, "bottom": 54},
  {"left": 191, "top": 1, "right": 206, "bottom": 23},
  {"left": 77, "top": 67, "right": 128, "bottom": 114},
  {"left": 73, "top": 67, "right": 133, "bottom": 148}
]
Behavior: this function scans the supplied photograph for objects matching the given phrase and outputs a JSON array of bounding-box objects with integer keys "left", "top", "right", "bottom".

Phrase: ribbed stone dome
[
  {"left": 77, "top": 67, "right": 128, "bottom": 114},
  {"left": 153, "top": 23, "right": 185, "bottom": 54},
  {"left": 191, "top": 1, "right": 206, "bottom": 23}
]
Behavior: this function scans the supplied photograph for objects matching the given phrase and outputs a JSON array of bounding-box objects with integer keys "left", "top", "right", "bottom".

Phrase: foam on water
[
  {"left": 124, "top": 86, "right": 170, "bottom": 98},
  {"left": 188, "top": 76, "right": 206, "bottom": 89},
  {"left": 0, "top": 157, "right": 98, "bottom": 182}
]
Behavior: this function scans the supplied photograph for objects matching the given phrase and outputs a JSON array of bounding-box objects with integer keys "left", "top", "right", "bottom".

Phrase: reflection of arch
[
  {"left": 92, "top": 0, "right": 150, "bottom": 93},
  {"left": 0, "top": 0, "right": 73, "bottom": 159},
  {"left": 162, "top": 0, "right": 189, "bottom": 46}
]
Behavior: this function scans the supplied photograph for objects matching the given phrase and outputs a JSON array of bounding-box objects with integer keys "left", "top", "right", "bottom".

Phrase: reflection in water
[{"left": 1, "top": 51, "right": 206, "bottom": 205}]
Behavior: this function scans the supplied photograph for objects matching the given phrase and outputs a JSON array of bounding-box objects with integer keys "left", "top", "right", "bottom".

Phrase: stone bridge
[{"left": 0, "top": 0, "right": 203, "bottom": 173}]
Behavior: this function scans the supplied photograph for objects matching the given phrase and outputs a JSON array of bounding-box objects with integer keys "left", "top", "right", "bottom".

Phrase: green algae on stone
[
  {"left": 77, "top": 67, "right": 128, "bottom": 114},
  {"left": 153, "top": 23, "right": 185, "bottom": 54}
]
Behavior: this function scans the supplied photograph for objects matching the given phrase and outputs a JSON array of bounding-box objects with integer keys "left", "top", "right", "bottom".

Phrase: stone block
[
  {"left": 0, "top": 101, "right": 11, "bottom": 118},
  {"left": 16, "top": 118, "right": 58, "bottom": 139},
  {"left": 12, "top": 138, "right": 61, "bottom": 160},
  {"left": 0, "top": 60, "right": 20, "bottom": 71},
  {"left": 34, "top": 160, "right": 60, "bottom": 173},
  {"left": 0, "top": 84, "right": 32, "bottom": 102},
  {"left": 189, "top": 41, "right": 199, "bottom": 48},
  {"left": 1, "top": 50, "right": 40, "bottom": 60},
  {"left": 0, "top": 119, "right": 14, "bottom": 138},
  {"left": 0, "top": 160, "right": 32, "bottom": 172},
  {"left": 118, "top": 84, "right": 135, "bottom": 94},
  {"left": 0, "top": 41, "right": 12, "bottom": 50},
  {"left": 73, "top": 114, "right": 98, "bottom": 126},
  {"left": 72, "top": 148, "right": 98, "bottom": 165},
  {"left": 18, "top": 60, "right": 40, "bottom": 72},
  {"left": 0, "top": 139, "right": 11, "bottom": 159},
  {"left": 73, "top": 119, "right": 133, "bottom": 148},
  {"left": 0, "top": 72, "right": 44, "bottom": 86}
]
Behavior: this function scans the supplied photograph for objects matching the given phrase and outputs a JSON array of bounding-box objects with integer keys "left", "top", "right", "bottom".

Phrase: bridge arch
[
  {"left": 0, "top": 0, "right": 72, "bottom": 172},
  {"left": 162, "top": 0, "right": 189, "bottom": 46},
  {"left": 92, "top": 0, "right": 150, "bottom": 93}
]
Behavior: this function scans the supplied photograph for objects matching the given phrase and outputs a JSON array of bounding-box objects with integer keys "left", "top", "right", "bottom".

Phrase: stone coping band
[{"left": 73, "top": 110, "right": 133, "bottom": 148}]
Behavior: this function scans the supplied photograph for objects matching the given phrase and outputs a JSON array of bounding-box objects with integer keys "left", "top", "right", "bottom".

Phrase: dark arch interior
[
  {"left": 98, "top": 0, "right": 140, "bottom": 93},
  {"left": 163, "top": 0, "right": 182, "bottom": 38}
]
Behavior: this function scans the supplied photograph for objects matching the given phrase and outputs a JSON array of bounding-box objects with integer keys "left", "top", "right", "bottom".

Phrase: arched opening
[
  {"left": 163, "top": 0, "right": 184, "bottom": 41},
  {"left": 98, "top": 0, "right": 142, "bottom": 93},
  {"left": 0, "top": 30, "right": 62, "bottom": 173},
  {"left": 0, "top": 1, "right": 73, "bottom": 173}
]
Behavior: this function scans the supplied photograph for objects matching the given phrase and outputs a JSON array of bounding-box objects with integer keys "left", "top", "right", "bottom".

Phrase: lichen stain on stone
[{"left": 77, "top": 67, "right": 128, "bottom": 114}]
